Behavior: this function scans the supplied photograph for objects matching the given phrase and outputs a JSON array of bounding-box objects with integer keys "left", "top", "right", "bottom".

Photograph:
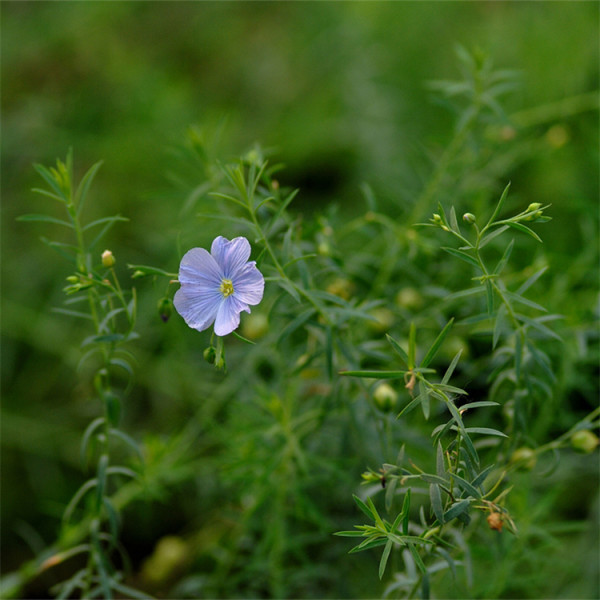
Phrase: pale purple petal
[
  {"left": 174, "top": 287, "right": 222, "bottom": 332},
  {"left": 179, "top": 247, "right": 222, "bottom": 285},
  {"left": 232, "top": 262, "right": 264, "bottom": 306},
  {"left": 211, "top": 236, "right": 251, "bottom": 279},
  {"left": 214, "top": 295, "right": 250, "bottom": 336}
]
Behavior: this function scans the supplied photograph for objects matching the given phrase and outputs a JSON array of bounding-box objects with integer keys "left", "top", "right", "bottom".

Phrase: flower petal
[
  {"left": 174, "top": 287, "right": 221, "bottom": 332},
  {"left": 179, "top": 247, "right": 222, "bottom": 286},
  {"left": 211, "top": 236, "right": 251, "bottom": 279},
  {"left": 213, "top": 295, "right": 250, "bottom": 336},
  {"left": 233, "top": 261, "right": 264, "bottom": 306}
]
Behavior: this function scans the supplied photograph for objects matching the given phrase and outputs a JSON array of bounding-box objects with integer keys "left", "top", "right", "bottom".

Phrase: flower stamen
[{"left": 220, "top": 278, "right": 234, "bottom": 297}]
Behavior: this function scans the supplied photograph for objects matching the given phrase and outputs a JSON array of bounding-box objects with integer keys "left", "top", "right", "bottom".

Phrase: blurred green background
[{"left": 2, "top": 2, "right": 598, "bottom": 598}]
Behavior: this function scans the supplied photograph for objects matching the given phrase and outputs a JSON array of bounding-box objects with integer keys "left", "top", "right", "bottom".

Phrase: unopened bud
[
  {"left": 510, "top": 447, "right": 537, "bottom": 471},
  {"left": 203, "top": 346, "right": 216, "bottom": 365},
  {"left": 432, "top": 213, "right": 443, "bottom": 225},
  {"left": 157, "top": 297, "right": 173, "bottom": 323},
  {"left": 101, "top": 250, "right": 116, "bottom": 268},
  {"left": 526, "top": 203, "right": 542, "bottom": 212},
  {"left": 373, "top": 383, "right": 398, "bottom": 413},
  {"left": 462, "top": 212, "right": 476, "bottom": 224},
  {"left": 570, "top": 430, "right": 599, "bottom": 454},
  {"left": 487, "top": 512, "right": 503, "bottom": 532},
  {"left": 66, "top": 275, "right": 79, "bottom": 284}
]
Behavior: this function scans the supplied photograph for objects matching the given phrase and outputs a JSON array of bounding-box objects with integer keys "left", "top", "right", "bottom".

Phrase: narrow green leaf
[
  {"left": 30, "top": 187, "right": 66, "bottom": 203},
  {"left": 278, "top": 308, "right": 316, "bottom": 345},
  {"left": 75, "top": 161, "right": 103, "bottom": 216},
  {"left": 82, "top": 215, "right": 128, "bottom": 232},
  {"left": 379, "top": 539, "right": 393, "bottom": 580},
  {"left": 80, "top": 417, "right": 105, "bottom": 466},
  {"left": 419, "top": 473, "right": 448, "bottom": 486},
  {"left": 401, "top": 488, "right": 411, "bottom": 535},
  {"left": 349, "top": 538, "right": 388, "bottom": 553},
  {"left": 485, "top": 182, "right": 511, "bottom": 229},
  {"left": 64, "top": 479, "right": 98, "bottom": 523},
  {"left": 493, "top": 238, "right": 514, "bottom": 275},
  {"left": 127, "top": 264, "right": 177, "bottom": 278},
  {"left": 398, "top": 392, "right": 426, "bottom": 418},
  {"left": 95, "top": 454, "right": 109, "bottom": 511},
  {"left": 429, "top": 484, "right": 445, "bottom": 524},
  {"left": 485, "top": 280, "right": 494, "bottom": 315},
  {"left": 452, "top": 473, "right": 480, "bottom": 498},
  {"left": 275, "top": 277, "right": 301, "bottom": 302},
  {"left": 33, "top": 163, "right": 66, "bottom": 199},
  {"left": 504, "top": 291, "right": 547, "bottom": 312},
  {"left": 441, "top": 349, "right": 462, "bottom": 385},
  {"left": 17, "top": 214, "right": 72, "bottom": 228},
  {"left": 408, "top": 322, "right": 416, "bottom": 369},
  {"left": 505, "top": 221, "right": 543, "bottom": 243},
  {"left": 353, "top": 494, "right": 375, "bottom": 521},
  {"left": 441, "top": 247, "right": 480, "bottom": 269},
  {"left": 340, "top": 370, "right": 407, "bottom": 379},
  {"left": 421, "top": 318, "right": 454, "bottom": 368},
  {"left": 407, "top": 541, "right": 427, "bottom": 574},
  {"left": 386, "top": 334, "right": 409, "bottom": 366},
  {"left": 493, "top": 304, "right": 508, "bottom": 349},
  {"left": 479, "top": 224, "right": 510, "bottom": 249},
  {"left": 449, "top": 206, "right": 460, "bottom": 234},
  {"left": 108, "top": 429, "right": 144, "bottom": 463},
  {"left": 367, "top": 496, "right": 387, "bottom": 530},
  {"left": 436, "top": 442, "right": 446, "bottom": 480},
  {"left": 464, "top": 427, "right": 508, "bottom": 438},
  {"left": 443, "top": 499, "right": 471, "bottom": 522},
  {"left": 459, "top": 401, "right": 499, "bottom": 411},
  {"left": 334, "top": 530, "right": 368, "bottom": 537},
  {"left": 516, "top": 266, "right": 548, "bottom": 295}
]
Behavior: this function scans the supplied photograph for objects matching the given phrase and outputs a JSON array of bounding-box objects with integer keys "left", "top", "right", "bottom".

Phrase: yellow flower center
[{"left": 220, "top": 278, "right": 234, "bottom": 297}]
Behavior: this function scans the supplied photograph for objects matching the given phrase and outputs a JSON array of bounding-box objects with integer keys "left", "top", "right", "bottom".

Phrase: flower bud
[
  {"left": 373, "top": 383, "right": 398, "bottom": 413},
  {"left": 432, "top": 213, "right": 443, "bottom": 225},
  {"left": 66, "top": 275, "right": 79, "bottom": 283},
  {"left": 241, "top": 312, "right": 268, "bottom": 339},
  {"left": 509, "top": 447, "right": 537, "bottom": 471},
  {"left": 570, "top": 430, "right": 599, "bottom": 454},
  {"left": 203, "top": 346, "right": 216, "bottom": 364},
  {"left": 462, "top": 212, "right": 476, "bottom": 224},
  {"left": 158, "top": 297, "right": 173, "bottom": 323},
  {"left": 396, "top": 287, "right": 423, "bottom": 311},
  {"left": 526, "top": 203, "right": 542, "bottom": 212},
  {"left": 487, "top": 512, "right": 503, "bottom": 532},
  {"left": 101, "top": 249, "right": 116, "bottom": 268}
]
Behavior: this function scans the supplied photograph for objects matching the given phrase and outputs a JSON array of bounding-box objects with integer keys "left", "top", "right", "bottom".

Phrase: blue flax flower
[{"left": 174, "top": 236, "right": 265, "bottom": 336}]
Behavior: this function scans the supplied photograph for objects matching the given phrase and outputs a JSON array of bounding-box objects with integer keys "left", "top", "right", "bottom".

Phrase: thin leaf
[
  {"left": 441, "top": 349, "right": 462, "bottom": 385},
  {"left": 485, "top": 182, "right": 511, "bottom": 229},
  {"left": 386, "top": 334, "right": 409, "bottom": 366},
  {"left": 441, "top": 247, "right": 480, "bottom": 269},
  {"left": 494, "top": 238, "right": 514, "bottom": 275},
  {"left": 430, "top": 484, "right": 445, "bottom": 524},
  {"left": 479, "top": 224, "right": 509, "bottom": 249},
  {"left": 379, "top": 539, "right": 393, "bottom": 580},
  {"left": 17, "top": 214, "right": 72, "bottom": 228},
  {"left": 75, "top": 161, "right": 103, "bottom": 216},
  {"left": 443, "top": 499, "right": 471, "bottom": 522},
  {"left": 464, "top": 427, "right": 508, "bottom": 438},
  {"left": 452, "top": 473, "right": 480, "bottom": 498},
  {"left": 505, "top": 221, "right": 543, "bottom": 243},
  {"left": 80, "top": 417, "right": 105, "bottom": 466},
  {"left": 408, "top": 323, "right": 417, "bottom": 369},
  {"left": 516, "top": 266, "right": 548, "bottom": 295},
  {"left": 277, "top": 308, "right": 316, "bottom": 344},
  {"left": 83, "top": 215, "right": 128, "bottom": 232},
  {"left": 340, "top": 370, "right": 407, "bottom": 379},
  {"left": 421, "top": 318, "right": 455, "bottom": 368},
  {"left": 353, "top": 494, "right": 375, "bottom": 521}
]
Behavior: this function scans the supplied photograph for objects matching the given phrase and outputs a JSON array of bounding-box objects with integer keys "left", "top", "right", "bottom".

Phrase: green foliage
[{"left": 2, "top": 7, "right": 598, "bottom": 600}]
